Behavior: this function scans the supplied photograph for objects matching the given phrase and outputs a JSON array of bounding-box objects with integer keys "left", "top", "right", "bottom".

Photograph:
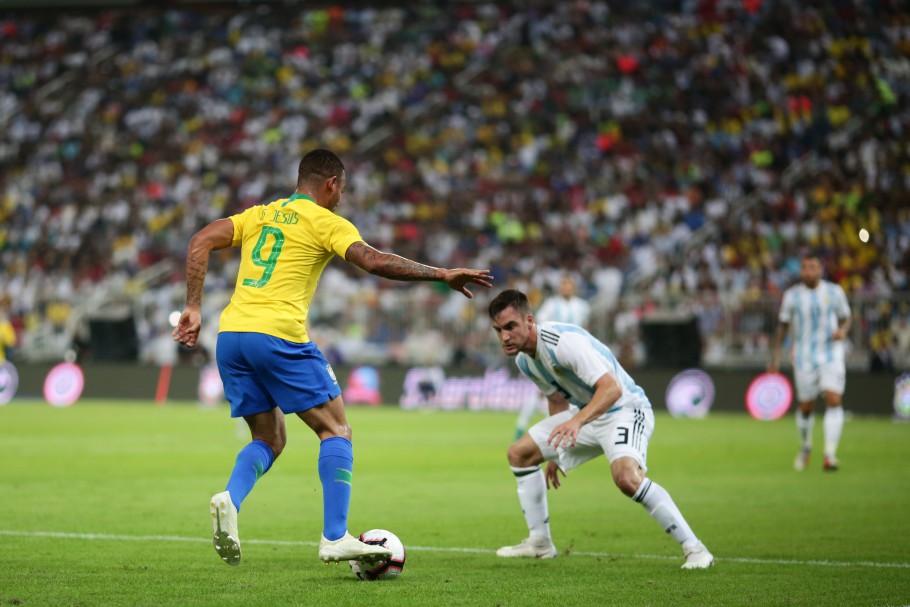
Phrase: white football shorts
[
  {"left": 528, "top": 405, "right": 653, "bottom": 473},
  {"left": 794, "top": 360, "right": 846, "bottom": 402}
]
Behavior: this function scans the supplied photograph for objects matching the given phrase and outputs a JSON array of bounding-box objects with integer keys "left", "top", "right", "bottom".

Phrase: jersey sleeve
[
  {"left": 516, "top": 354, "right": 556, "bottom": 395},
  {"left": 555, "top": 332, "right": 611, "bottom": 387},
  {"left": 228, "top": 206, "right": 257, "bottom": 246},
  {"left": 325, "top": 215, "right": 364, "bottom": 258},
  {"left": 778, "top": 289, "right": 794, "bottom": 323},
  {"left": 833, "top": 285, "right": 851, "bottom": 319}
]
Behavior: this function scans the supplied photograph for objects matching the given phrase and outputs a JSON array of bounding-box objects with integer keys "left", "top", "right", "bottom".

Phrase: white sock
[
  {"left": 632, "top": 478, "right": 698, "bottom": 550},
  {"left": 823, "top": 406, "right": 843, "bottom": 458},
  {"left": 796, "top": 411, "right": 815, "bottom": 450},
  {"left": 511, "top": 466, "right": 550, "bottom": 539},
  {"left": 514, "top": 395, "right": 540, "bottom": 434}
]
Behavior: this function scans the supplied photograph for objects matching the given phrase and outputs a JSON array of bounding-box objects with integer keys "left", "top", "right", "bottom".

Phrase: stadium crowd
[{"left": 1, "top": 0, "right": 909, "bottom": 368}]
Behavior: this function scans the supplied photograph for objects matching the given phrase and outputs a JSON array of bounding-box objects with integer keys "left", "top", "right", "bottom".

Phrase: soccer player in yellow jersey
[
  {"left": 172, "top": 149, "right": 493, "bottom": 567},
  {"left": 0, "top": 305, "right": 15, "bottom": 363}
]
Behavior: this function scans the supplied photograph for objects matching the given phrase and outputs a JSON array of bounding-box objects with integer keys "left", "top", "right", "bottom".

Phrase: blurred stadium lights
[
  {"left": 0, "top": 0, "right": 138, "bottom": 6},
  {"left": 0, "top": 0, "right": 413, "bottom": 7}
]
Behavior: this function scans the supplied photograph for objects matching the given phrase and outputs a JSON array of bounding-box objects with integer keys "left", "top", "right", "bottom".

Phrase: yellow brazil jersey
[{"left": 218, "top": 193, "right": 363, "bottom": 343}]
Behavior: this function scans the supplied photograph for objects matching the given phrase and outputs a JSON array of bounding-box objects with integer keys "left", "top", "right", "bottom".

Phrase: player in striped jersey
[
  {"left": 769, "top": 252, "right": 852, "bottom": 472},
  {"left": 488, "top": 289, "right": 714, "bottom": 569},
  {"left": 511, "top": 276, "right": 591, "bottom": 439},
  {"left": 536, "top": 275, "right": 591, "bottom": 327}
]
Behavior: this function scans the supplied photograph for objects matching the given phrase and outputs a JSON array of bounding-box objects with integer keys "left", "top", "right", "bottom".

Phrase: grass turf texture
[{"left": 0, "top": 401, "right": 908, "bottom": 607}]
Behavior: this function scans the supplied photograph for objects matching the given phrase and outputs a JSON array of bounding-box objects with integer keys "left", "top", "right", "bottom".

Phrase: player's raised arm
[
  {"left": 344, "top": 241, "right": 493, "bottom": 298},
  {"left": 172, "top": 218, "right": 235, "bottom": 347}
]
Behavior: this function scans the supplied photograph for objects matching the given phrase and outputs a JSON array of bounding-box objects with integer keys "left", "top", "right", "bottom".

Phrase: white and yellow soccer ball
[{"left": 349, "top": 529, "right": 406, "bottom": 581}]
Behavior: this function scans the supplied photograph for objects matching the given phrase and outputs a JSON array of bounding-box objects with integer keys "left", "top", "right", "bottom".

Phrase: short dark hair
[
  {"left": 801, "top": 249, "right": 823, "bottom": 262},
  {"left": 488, "top": 289, "right": 530, "bottom": 319},
  {"left": 298, "top": 149, "right": 345, "bottom": 186}
]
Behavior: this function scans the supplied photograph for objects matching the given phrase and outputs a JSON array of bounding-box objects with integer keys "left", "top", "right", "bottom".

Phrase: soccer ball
[{"left": 349, "top": 529, "right": 406, "bottom": 581}]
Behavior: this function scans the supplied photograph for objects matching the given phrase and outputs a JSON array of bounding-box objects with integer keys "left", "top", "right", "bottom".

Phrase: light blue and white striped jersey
[
  {"left": 778, "top": 280, "right": 851, "bottom": 370},
  {"left": 536, "top": 295, "right": 591, "bottom": 327},
  {"left": 515, "top": 322, "right": 651, "bottom": 411}
]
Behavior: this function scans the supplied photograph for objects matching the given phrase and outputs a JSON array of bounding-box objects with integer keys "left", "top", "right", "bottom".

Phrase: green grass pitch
[{"left": 1, "top": 400, "right": 908, "bottom": 607}]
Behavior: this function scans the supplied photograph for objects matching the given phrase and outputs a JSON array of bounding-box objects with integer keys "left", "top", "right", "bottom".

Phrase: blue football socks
[
  {"left": 318, "top": 436, "right": 353, "bottom": 541},
  {"left": 225, "top": 439, "right": 275, "bottom": 512}
]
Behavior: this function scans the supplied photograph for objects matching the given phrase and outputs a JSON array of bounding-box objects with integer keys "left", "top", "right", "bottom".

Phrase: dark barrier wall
[
  {"left": 86, "top": 318, "right": 139, "bottom": 362},
  {"left": 10, "top": 363, "right": 901, "bottom": 415},
  {"left": 641, "top": 318, "right": 702, "bottom": 368}
]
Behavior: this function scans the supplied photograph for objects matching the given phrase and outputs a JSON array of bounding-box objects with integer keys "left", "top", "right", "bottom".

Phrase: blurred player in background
[
  {"left": 488, "top": 289, "right": 714, "bottom": 569},
  {"left": 0, "top": 297, "right": 15, "bottom": 362},
  {"left": 536, "top": 275, "right": 591, "bottom": 326},
  {"left": 173, "top": 149, "right": 493, "bottom": 566},
  {"left": 769, "top": 252, "right": 851, "bottom": 471},
  {"left": 512, "top": 276, "right": 591, "bottom": 439}
]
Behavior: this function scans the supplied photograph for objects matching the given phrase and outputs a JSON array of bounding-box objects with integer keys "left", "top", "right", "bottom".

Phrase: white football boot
[
  {"left": 210, "top": 491, "right": 241, "bottom": 566},
  {"left": 496, "top": 536, "right": 558, "bottom": 559},
  {"left": 318, "top": 532, "right": 392, "bottom": 564},
  {"left": 794, "top": 447, "right": 811, "bottom": 472},
  {"left": 681, "top": 541, "right": 715, "bottom": 569}
]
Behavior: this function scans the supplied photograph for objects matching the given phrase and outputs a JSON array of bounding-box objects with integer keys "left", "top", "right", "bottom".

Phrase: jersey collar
[{"left": 283, "top": 193, "right": 315, "bottom": 207}]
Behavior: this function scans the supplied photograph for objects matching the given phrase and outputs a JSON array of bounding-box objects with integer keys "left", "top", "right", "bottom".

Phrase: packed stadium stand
[{"left": 1, "top": 0, "right": 908, "bottom": 370}]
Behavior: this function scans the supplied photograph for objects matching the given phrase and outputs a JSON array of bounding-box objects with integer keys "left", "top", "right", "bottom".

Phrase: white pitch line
[{"left": 1, "top": 530, "right": 908, "bottom": 570}]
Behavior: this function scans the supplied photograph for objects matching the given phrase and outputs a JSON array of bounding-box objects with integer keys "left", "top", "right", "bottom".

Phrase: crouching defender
[{"left": 488, "top": 289, "right": 714, "bottom": 569}]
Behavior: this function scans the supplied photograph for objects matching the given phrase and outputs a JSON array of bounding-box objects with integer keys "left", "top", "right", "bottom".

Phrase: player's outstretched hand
[
  {"left": 545, "top": 461, "right": 565, "bottom": 490},
  {"left": 172, "top": 306, "right": 201, "bottom": 348},
  {"left": 443, "top": 268, "right": 494, "bottom": 299}
]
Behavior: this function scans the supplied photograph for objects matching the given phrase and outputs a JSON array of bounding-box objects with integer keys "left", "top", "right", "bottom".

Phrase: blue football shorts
[{"left": 216, "top": 332, "right": 342, "bottom": 418}]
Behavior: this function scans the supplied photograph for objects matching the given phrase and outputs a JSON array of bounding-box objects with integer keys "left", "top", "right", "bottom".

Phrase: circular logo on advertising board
[
  {"left": 198, "top": 363, "right": 224, "bottom": 407},
  {"left": 665, "top": 369, "right": 715, "bottom": 418},
  {"left": 0, "top": 361, "right": 18, "bottom": 406},
  {"left": 745, "top": 372, "right": 793, "bottom": 421},
  {"left": 894, "top": 373, "right": 910, "bottom": 419},
  {"left": 43, "top": 362, "right": 85, "bottom": 407}
]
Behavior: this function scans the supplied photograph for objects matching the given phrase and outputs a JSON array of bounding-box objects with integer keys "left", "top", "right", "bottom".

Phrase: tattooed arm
[
  {"left": 345, "top": 242, "right": 442, "bottom": 280},
  {"left": 345, "top": 241, "right": 493, "bottom": 299},
  {"left": 172, "top": 219, "right": 234, "bottom": 347}
]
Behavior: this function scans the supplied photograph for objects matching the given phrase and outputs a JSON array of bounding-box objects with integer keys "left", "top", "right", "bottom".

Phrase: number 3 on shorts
[
  {"left": 615, "top": 426, "right": 630, "bottom": 445},
  {"left": 243, "top": 226, "right": 285, "bottom": 288}
]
